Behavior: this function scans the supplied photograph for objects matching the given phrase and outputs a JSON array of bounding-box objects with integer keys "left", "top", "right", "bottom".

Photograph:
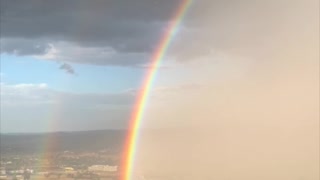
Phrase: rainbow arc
[{"left": 121, "top": 1, "right": 193, "bottom": 179}]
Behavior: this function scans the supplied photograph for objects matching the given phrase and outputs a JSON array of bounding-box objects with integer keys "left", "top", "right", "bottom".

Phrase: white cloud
[
  {"left": 0, "top": 82, "right": 137, "bottom": 132},
  {"left": 11, "top": 83, "right": 48, "bottom": 89},
  {"left": 33, "top": 43, "right": 59, "bottom": 60},
  {"left": 0, "top": 83, "right": 53, "bottom": 106},
  {"left": 0, "top": 83, "right": 137, "bottom": 107}
]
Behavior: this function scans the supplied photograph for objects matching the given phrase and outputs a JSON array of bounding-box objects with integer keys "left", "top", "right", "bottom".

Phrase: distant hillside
[{"left": 0, "top": 129, "right": 127, "bottom": 155}]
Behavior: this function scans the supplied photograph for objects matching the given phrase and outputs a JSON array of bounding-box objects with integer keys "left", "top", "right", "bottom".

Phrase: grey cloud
[
  {"left": 0, "top": 38, "right": 51, "bottom": 56},
  {"left": 1, "top": 0, "right": 318, "bottom": 66},
  {"left": 46, "top": 42, "right": 149, "bottom": 66},
  {"left": 59, "top": 63, "right": 75, "bottom": 75},
  {"left": 0, "top": 0, "right": 182, "bottom": 66}
]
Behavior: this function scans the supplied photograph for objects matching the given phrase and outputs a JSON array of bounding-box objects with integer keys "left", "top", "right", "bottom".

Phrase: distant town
[
  {"left": 1, "top": 129, "right": 191, "bottom": 180},
  {"left": 0, "top": 130, "right": 125, "bottom": 180},
  {"left": 1, "top": 149, "right": 120, "bottom": 180}
]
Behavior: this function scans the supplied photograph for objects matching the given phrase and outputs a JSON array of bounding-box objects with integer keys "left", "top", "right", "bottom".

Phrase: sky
[
  {"left": 0, "top": 0, "right": 319, "bottom": 179},
  {"left": 0, "top": 0, "right": 319, "bottom": 133},
  {"left": 0, "top": 0, "right": 242, "bottom": 132},
  {"left": 0, "top": 0, "right": 318, "bottom": 131},
  {"left": 0, "top": 0, "right": 196, "bottom": 132}
]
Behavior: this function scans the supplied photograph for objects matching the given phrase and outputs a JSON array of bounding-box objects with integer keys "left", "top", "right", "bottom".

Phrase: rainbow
[{"left": 121, "top": 0, "right": 193, "bottom": 179}]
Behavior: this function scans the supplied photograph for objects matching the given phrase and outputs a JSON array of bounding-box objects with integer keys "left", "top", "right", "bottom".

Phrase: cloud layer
[
  {"left": 0, "top": 83, "right": 136, "bottom": 132},
  {"left": 0, "top": 82, "right": 202, "bottom": 132},
  {"left": 2, "top": 0, "right": 318, "bottom": 69},
  {"left": 0, "top": 0, "right": 182, "bottom": 67}
]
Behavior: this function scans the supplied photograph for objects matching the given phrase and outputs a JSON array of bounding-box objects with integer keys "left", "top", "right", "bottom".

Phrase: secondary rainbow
[{"left": 121, "top": 0, "right": 193, "bottom": 179}]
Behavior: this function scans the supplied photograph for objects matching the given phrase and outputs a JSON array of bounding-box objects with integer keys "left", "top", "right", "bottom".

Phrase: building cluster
[
  {"left": 0, "top": 167, "right": 32, "bottom": 180},
  {"left": 88, "top": 165, "right": 118, "bottom": 172},
  {"left": 0, "top": 152, "right": 120, "bottom": 179}
]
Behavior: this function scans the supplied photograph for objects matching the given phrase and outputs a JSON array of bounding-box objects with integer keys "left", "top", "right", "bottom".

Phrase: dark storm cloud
[
  {"left": 1, "top": 0, "right": 317, "bottom": 66},
  {"left": 0, "top": 0, "right": 181, "bottom": 39},
  {"left": 0, "top": 0, "right": 184, "bottom": 66},
  {"left": 0, "top": 38, "right": 51, "bottom": 55}
]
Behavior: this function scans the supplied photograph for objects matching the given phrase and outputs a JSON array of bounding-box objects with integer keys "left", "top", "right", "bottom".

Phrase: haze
[{"left": 135, "top": 0, "right": 319, "bottom": 179}]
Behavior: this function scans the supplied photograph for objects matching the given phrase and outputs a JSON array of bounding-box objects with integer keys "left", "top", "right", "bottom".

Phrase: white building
[
  {"left": 0, "top": 169, "right": 5, "bottom": 175},
  {"left": 88, "top": 165, "right": 118, "bottom": 172}
]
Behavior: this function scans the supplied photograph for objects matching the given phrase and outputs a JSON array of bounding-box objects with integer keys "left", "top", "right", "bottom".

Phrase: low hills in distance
[{"left": 0, "top": 129, "right": 127, "bottom": 155}]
